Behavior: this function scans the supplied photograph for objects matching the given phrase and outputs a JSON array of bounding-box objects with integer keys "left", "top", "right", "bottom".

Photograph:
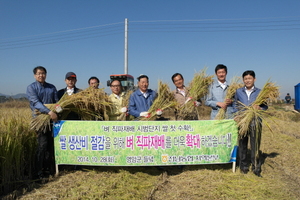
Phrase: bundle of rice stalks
[
  {"left": 118, "top": 90, "right": 133, "bottom": 121},
  {"left": 141, "top": 81, "right": 178, "bottom": 121},
  {"left": 235, "top": 79, "right": 280, "bottom": 138},
  {"left": 177, "top": 68, "right": 214, "bottom": 120},
  {"left": 31, "top": 87, "right": 112, "bottom": 132},
  {"left": 215, "top": 76, "right": 243, "bottom": 120}
]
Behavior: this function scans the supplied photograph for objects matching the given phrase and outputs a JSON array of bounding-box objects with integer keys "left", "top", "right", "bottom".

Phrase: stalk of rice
[
  {"left": 118, "top": 90, "right": 133, "bottom": 121},
  {"left": 30, "top": 87, "right": 112, "bottom": 132},
  {"left": 0, "top": 106, "right": 36, "bottom": 194},
  {"left": 235, "top": 79, "right": 279, "bottom": 169},
  {"left": 215, "top": 76, "right": 243, "bottom": 120},
  {"left": 141, "top": 81, "right": 178, "bottom": 121},
  {"left": 177, "top": 67, "right": 214, "bottom": 120},
  {"left": 68, "top": 87, "right": 112, "bottom": 120}
]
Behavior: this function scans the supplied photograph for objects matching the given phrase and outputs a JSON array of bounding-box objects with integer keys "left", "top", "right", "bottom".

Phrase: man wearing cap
[
  {"left": 58, "top": 72, "right": 82, "bottom": 119},
  {"left": 58, "top": 72, "right": 81, "bottom": 99},
  {"left": 129, "top": 74, "right": 157, "bottom": 118}
]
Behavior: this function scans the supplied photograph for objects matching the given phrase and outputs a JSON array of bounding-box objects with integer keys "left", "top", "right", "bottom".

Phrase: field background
[{"left": 1, "top": 101, "right": 300, "bottom": 200}]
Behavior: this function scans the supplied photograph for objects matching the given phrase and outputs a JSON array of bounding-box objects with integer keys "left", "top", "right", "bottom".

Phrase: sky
[{"left": 1, "top": 0, "right": 300, "bottom": 99}]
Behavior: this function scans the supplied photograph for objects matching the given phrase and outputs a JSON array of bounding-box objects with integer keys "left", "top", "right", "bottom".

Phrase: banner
[{"left": 53, "top": 119, "right": 238, "bottom": 166}]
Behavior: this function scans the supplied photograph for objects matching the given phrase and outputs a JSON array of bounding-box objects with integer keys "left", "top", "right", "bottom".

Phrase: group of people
[{"left": 27, "top": 64, "right": 267, "bottom": 178}]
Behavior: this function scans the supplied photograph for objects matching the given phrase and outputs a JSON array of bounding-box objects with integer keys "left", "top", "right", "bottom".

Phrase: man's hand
[
  {"left": 55, "top": 104, "right": 63, "bottom": 113},
  {"left": 217, "top": 102, "right": 227, "bottom": 109},
  {"left": 120, "top": 107, "right": 127, "bottom": 113},
  {"left": 140, "top": 112, "right": 150, "bottom": 117},
  {"left": 48, "top": 110, "right": 58, "bottom": 122},
  {"left": 252, "top": 105, "right": 262, "bottom": 110},
  {"left": 194, "top": 101, "right": 201, "bottom": 107},
  {"left": 225, "top": 99, "right": 232, "bottom": 105},
  {"left": 184, "top": 97, "right": 192, "bottom": 104},
  {"left": 156, "top": 109, "right": 163, "bottom": 116}
]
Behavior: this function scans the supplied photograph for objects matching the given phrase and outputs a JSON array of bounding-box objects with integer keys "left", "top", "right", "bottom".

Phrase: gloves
[
  {"left": 140, "top": 112, "right": 150, "bottom": 118},
  {"left": 55, "top": 104, "right": 63, "bottom": 113},
  {"left": 194, "top": 101, "right": 201, "bottom": 107},
  {"left": 120, "top": 107, "right": 127, "bottom": 113},
  {"left": 156, "top": 109, "right": 163, "bottom": 116},
  {"left": 184, "top": 97, "right": 192, "bottom": 104}
]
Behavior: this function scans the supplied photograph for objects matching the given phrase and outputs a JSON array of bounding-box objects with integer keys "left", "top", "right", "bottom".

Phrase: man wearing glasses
[
  {"left": 108, "top": 80, "right": 127, "bottom": 120},
  {"left": 26, "top": 66, "right": 58, "bottom": 179}
]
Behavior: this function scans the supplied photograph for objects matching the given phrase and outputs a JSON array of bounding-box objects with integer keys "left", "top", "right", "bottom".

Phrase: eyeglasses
[
  {"left": 111, "top": 85, "right": 121, "bottom": 88},
  {"left": 35, "top": 73, "right": 46, "bottom": 76}
]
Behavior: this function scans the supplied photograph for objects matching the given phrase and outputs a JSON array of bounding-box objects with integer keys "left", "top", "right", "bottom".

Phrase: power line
[
  {"left": 1, "top": 16, "right": 300, "bottom": 50},
  {"left": 130, "top": 27, "right": 300, "bottom": 33},
  {"left": 0, "top": 21, "right": 124, "bottom": 41},
  {"left": 130, "top": 15, "right": 300, "bottom": 23},
  {"left": 0, "top": 32, "right": 122, "bottom": 50},
  {"left": 0, "top": 28, "right": 123, "bottom": 47},
  {"left": 129, "top": 23, "right": 300, "bottom": 31}
]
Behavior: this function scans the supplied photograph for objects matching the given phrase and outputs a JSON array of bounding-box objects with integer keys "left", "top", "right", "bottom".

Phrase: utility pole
[{"left": 124, "top": 18, "right": 128, "bottom": 74}]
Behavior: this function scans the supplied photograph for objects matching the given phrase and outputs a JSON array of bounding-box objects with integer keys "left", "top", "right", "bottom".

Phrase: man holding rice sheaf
[
  {"left": 88, "top": 76, "right": 100, "bottom": 89},
  {"left": 58, "top": 72, "right": 82, "bottom": 99},
  {"left": 172, "top": 73, "right": 200, "bottom": 120},
  {"left": 129, "top": 74, "right": 157, "bottom": 118},
  {"left": 205, "top": 64, "right": 234, "bottom": 119},
  {"left": 234, "top": 70, "right": 268, "bottom": 177},
  {"left": 26, "top": 66, "right": 58, "bottom": 179},
  {"left": 108, "top": 80, "right": 127, "bottom": 120},
  {"left": 57, "top": 72, "right": 82, "bottom": 120}
]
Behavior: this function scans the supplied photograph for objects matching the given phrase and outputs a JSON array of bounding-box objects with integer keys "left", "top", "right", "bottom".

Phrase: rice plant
[
  {"left": 31, "top": 87, "right": 112, "bottom": 132},
  {"left": 0, "top": 102, "right": 36, "bottom": 195},
  {"left": 118, "top": 90, "right": 133, "bottom": 121},
  {"left": 141, "top": 80, "right": 178, "bottom": 121},
  {"left": 176, "top": 68, "right": 214, "bottom": 120},
  {"left": 215, "top": 76, "right": 243, "bottom": 120}
]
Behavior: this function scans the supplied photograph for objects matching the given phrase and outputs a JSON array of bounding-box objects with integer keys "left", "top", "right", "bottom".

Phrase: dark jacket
[
  {"left": 57, "top": 87, "right": 81, "bottom": 100},
  {"left": 57, "top": 87, "right": 82, "bottom": 120}
]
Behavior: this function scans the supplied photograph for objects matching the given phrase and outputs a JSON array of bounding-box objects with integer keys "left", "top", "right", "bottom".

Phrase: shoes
[
  {"left": 240, "top": 168, "right": 249, "bottom": 174},
  {"left": 156, "top": 166, "right": 165, "bottom": 170},
  {"left": 177, "top": 165, "right": 184, "bottom": 170},
  {"left": 253, "top": 170, "right": 262, "bottom": 177}
]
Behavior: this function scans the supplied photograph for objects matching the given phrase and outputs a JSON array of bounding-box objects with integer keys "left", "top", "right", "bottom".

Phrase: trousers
[
  {"left": 35, "top": 128, "right": 55, "bottom": 175},
  {"left": 238, "top": 119, "right": 262, "bottom": 172}
]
